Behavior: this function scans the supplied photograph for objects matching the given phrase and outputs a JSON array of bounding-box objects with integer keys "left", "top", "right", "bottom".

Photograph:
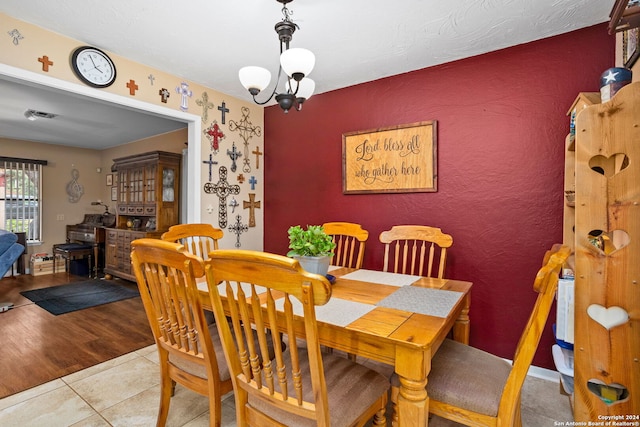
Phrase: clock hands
[{"left": 87, "top": 54, "right": 104, "bottom": 73}]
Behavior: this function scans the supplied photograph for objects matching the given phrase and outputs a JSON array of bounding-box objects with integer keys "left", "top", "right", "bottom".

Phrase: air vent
[{"left": 24, "top": 109, "right": 58, "bottom": 121}]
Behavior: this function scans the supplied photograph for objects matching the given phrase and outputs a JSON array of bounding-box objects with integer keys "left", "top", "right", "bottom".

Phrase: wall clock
[{"left": 70, "top": 46, "right": 117, "bottom": 88}]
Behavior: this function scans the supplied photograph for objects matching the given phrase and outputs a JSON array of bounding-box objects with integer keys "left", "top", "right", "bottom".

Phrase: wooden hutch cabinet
[{"left": 104, "top": 151, "right": 181, "bottom": 281}]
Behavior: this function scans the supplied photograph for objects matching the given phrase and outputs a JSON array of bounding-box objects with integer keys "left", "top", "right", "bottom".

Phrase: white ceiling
[{"left": 0, "top": 0, "right": 614, "bottom": 149}]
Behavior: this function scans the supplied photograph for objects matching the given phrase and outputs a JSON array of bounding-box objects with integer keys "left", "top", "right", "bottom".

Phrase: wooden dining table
[{"left": 198, "top": 266, "right": 472, "bottom": 427}]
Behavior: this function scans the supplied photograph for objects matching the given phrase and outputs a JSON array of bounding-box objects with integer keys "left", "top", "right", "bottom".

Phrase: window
[{"left": 0, "top": 157, "right": 47, "bottom": 244}]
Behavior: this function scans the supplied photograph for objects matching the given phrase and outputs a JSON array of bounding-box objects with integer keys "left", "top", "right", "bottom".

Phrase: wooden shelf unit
[
  {"left": 104, "top": 151, "right": 181, "bottom": 281},
  {"left": 566, "top": 83, "right": 639, "bottom": 418}
]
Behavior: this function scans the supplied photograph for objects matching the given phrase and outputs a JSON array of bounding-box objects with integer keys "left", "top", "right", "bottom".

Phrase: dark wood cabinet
[{"left": 104, "top": 151, "right": 181, "bottom": 281}]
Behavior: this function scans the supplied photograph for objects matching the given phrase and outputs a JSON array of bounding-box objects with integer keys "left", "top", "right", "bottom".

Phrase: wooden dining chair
[
  {"left": 390, "top": 244, "right": 571, "bottom": 427},
  {"left": 130, "top": 238, "right": 233, "bottom": 427},
  {"left": 204, "top": 249, "right": 390, "bottom": 427},
  {"left": 321, "top": 221, "right": 369, "bottom": 269},
  {"left": 161, "top": 223, "right": 224, "bottom": 260},
  {"left": 379, "top": 225, "right": 453, "bottom": 278}
]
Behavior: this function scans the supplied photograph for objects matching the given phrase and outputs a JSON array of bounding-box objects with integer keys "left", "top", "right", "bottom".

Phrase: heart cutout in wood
[
  {"left": 587, "top": 229, "right": 630, "bottom": 254},
  {"left": 587, "top": 380, "right": 629, "bottom": 405},
  {"left": 589, "top": 153, "right": 629, "bottom": 177},
  {"left": 587, "top": 304, "right": 629, "bottom": 330}
]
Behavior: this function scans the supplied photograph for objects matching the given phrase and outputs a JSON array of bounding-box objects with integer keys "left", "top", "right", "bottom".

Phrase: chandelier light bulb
[
  {"left": 239, "top": 66, "right": 272, "bottom": 95},
  {"left": 280, "top": 48, "right": 315, "bottom": 81}
]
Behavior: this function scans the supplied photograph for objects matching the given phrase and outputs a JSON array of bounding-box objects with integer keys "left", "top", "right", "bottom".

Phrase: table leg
[
  {"left": 453, "top": 293, "right": 470, "bottom": 344},
  {"left": 394, "top": 347, "right": 430, "bottom": 426}
]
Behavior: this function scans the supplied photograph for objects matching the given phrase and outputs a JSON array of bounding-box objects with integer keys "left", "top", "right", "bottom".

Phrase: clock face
[{"left": 71, "top": 46, "right": 117, "bottom": 88}]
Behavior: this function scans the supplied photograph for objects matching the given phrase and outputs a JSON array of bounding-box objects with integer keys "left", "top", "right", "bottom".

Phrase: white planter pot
[{"left": 292, "top": 255, "right": 331, "bottom": 277}]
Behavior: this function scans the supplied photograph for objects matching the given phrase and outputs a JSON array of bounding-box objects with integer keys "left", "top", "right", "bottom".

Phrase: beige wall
[
  {"left": 1, "top": 12, "right": 265, "bottom": 254},
  {"left": 2, "top": 138, "right": 103, "bottom": 255}
]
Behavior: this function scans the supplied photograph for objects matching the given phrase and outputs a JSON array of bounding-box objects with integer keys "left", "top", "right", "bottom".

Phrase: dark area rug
[{"left": 20, "top": 279, "right": 139, "bottom": 315}]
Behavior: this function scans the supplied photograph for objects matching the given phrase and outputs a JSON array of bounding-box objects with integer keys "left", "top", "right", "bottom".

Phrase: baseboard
[{"left": 503, "top": 358, "right": 560, "bottom": 383}]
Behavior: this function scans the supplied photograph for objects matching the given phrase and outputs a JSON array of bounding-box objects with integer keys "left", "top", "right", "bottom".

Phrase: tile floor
[{"left": 0, "top": 344, "right": 573, "bottom": 426}]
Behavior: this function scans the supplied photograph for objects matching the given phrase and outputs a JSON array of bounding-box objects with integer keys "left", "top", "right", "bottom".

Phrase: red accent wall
[{"left": 264, "top": 24, "right": 614, "bottom": 369}]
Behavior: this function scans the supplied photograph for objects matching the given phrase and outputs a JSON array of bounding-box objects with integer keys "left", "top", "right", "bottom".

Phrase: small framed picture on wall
[
  {"left": 111, "top": 186, "right": 117, "bottom": 201},
  {"left": 623, "top": 27, "right": 640, "bottom": 68},
  {"left": 106, "top": 174, "right": 113, "bottom": 186}
]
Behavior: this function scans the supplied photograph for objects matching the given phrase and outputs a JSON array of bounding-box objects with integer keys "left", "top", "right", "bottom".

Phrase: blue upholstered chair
[{"left": 0, "top": 229, "right": 25, "bottom": 278}]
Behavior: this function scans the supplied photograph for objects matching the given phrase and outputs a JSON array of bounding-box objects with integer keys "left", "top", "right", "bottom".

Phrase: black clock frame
[{"left": 70, "top": 46, "right": 117, "bottom": 88}]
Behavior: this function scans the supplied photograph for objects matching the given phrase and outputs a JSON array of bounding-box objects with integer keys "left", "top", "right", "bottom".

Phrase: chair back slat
[
  {"left": 161, "top": 223, "right": 224, "bottom": 260},
  {"left": 380, "top": 225, "right": 453, "bottom": 278},
  {"left": 321, "top": 222, "right": 369, "bottom": 269},
  {"left": 205, "top": 250, "right": 333, "bottom": 424}
]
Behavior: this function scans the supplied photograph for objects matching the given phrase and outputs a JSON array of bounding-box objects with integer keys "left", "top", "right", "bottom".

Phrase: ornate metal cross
[
  {"left": 227, "top": 142, "right": 242, "bottom": 173},
  {"left": 228, "top": 215, "right": 248, "bottom": 248},
  {"left": 203, "top": 166, "right": 240, "bottom": 228},
  {"left": 229, "top": 197, "right": 239, "bottom": 213},
  {"left": 196, "top": 92, "right": 215, "bottom": 123},
  {"left": 243, "top": 193, "right": 261, "bottom": 227}
]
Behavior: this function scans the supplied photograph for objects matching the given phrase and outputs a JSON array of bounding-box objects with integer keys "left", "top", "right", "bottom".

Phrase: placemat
[
  {"left": 197, "top": 281, "right": 266, "bottom": 297},
  {"left": 275, "top": 297, "right": 375, "bottom": 327},
  {"left": 376, "top": 286, "right": 463, "bottom": 318},
  {"left": 340, "top": 269, "right": 421, "bottom": 287}
]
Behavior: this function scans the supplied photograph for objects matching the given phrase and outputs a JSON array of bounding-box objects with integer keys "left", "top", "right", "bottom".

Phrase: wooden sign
[{"left": 342, "top": 121, "right": 437, "bottom": 194}]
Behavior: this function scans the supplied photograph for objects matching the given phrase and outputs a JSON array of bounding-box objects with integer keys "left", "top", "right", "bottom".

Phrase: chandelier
[{"left": 239, "top": 0, "right": 315, "bottom": 113}]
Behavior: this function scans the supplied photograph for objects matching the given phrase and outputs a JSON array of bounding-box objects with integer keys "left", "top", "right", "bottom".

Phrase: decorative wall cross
[
  {"left": 202, "top": 153, "right": 218, "bottom": 182},
  {"left": 38, "top": 55, "right": 53, "bottom": 72},
  {"left": 218, "top": 101, "right": 229, "bottom": 124},
  {"left": 196, "top": 92, "right": 214, "bottom": 123},
  {"left": 243, "top": 193, "right": 261, "bottom": 227},
  {"left": 229, "top": 107, "right": 262, "bottom": 143},
  {"left": 8, "top": 29, "right": 23, "bottom": 45},
  {"left": 126, "top": 79, "right": 139, "bottom": 95},
  {"left": 159, "top": 88, "right": 170, "bottom": 103},
  {"left": 148, "top": 74, "right": 155, "bottom": 85},
  {"left": 203, "top": 166, "right": 240, "bottom": 228},
  {"left": 176, "top": 82, "right": 193, "bottom": 112},
  {"left": 228, "top": 215, "right": 248, "bottom": 248},
  {"left": 204, "top": 122, "right": 225, "bottom": 153},
  {"left": 249, "top": 175, "right": 258, "bottom": 190},
  {"left": 227, "top": 142, "right": 242, "bottom": 173},
  {"left": 237, "top": 174, "right": 245, "bottom": 184},
  {"left": 252, "top": 146, "right": 263, "bottom": 169},
  {"left": 229, "top": 197, "right": 239, "bottom": 213}
]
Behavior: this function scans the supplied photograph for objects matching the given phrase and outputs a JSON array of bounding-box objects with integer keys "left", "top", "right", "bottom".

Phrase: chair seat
[
  {"left": 169, "top": 324, "right": 232, "bottom": 382},
  {"left": 391, "top": 339, "right": 511, "bottom": 417},
  {"left": 249, "top": 349, "right": 390, "bottom": 426}
]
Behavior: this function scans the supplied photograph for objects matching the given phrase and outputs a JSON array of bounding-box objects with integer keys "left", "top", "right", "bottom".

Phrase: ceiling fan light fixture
[{"left": 239, "top": 0, "right": 315, "bottom": 113}]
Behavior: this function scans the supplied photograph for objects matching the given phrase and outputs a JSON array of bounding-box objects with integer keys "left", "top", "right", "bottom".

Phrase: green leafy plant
[{"left": 287, "top": 225, "right": 336, "bottom": 257}]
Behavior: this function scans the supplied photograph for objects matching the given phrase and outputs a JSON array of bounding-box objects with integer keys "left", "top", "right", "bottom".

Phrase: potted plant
[{"left": 287, "top": 225, "right": 336, "bottom": 276}]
